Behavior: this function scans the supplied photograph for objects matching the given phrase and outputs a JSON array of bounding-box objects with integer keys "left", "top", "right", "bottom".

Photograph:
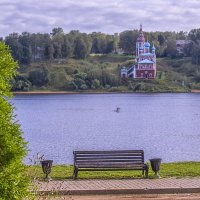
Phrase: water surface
[{"left": 13, "top": 93, "right": 200, "bottom": 164}]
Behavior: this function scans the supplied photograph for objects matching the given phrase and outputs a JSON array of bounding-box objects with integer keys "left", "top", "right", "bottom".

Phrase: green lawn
[{"left": 26, "top": 162, "right": 200, "bottom": 180}]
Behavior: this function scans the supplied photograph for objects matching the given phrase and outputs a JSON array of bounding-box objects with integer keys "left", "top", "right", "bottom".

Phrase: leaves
[{"left": 0, "top": 42, "right": 29, "bottom": 199}]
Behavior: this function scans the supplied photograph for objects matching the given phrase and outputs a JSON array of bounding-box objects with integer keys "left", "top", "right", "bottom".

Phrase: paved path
[{"left": 33, "top": 178, "right": 200, "bottom": 195}]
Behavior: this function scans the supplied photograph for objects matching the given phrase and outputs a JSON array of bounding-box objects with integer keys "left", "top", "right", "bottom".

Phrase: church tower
[{"left": 136, "top": 24, "right": 145, "bottom": 61}]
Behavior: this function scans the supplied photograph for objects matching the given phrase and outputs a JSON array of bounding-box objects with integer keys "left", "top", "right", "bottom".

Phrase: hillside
[{"left": 13, "top": 54, "right": 200, "bottom": 93}]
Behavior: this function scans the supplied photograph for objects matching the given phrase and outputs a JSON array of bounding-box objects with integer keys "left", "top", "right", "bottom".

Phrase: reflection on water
[{"left": 13, "top": 93, "right": 200, "bottom": 164}]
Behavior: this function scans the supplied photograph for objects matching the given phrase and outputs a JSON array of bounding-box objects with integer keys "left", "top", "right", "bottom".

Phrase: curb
[{"left": 38, "top": 187, "right": 200, "bottom": 196}]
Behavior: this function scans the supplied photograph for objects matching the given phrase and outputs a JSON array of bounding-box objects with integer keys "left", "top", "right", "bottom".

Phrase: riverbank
[
  {"left": 27, "top": 162, "right": 200, "bottom": 180},
  {"left": 191, "top": 90, "right": 200, "bottom": 93},
  {"left": 13, "top": 90, "right": 116, "bottom": 95},
  {"left": 13, "top": 89, "right": 193, "bottom": 95}
]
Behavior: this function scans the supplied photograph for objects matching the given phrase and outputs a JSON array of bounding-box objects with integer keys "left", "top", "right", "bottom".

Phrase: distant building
[
  {"left": 176, "top": 40, "right": 190, "bottom": 55},
  {"left": 120, "top": 25, "right": 156, "bottom": 79}
]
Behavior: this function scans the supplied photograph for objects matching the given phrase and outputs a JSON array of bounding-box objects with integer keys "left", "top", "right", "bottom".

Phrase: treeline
[
  {"left": 4, "top": 27, "right": 200, "bottom": 91},
  {"left": 4, "top": 27, "right": 200, "bottom": 65},
  {"left": 4, "top": 28, "right": 119, "bottom": 64}
]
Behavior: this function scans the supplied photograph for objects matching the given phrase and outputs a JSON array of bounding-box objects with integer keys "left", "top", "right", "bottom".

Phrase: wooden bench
[{"left": 73, "top": 150, "right": 149, "bottom": 179}]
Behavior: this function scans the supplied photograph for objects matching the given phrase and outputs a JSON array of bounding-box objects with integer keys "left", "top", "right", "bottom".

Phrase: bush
[
  {"left": 11, "top": 75, "right": 31, "bottom": 91},
  {"left": 0, "top": 42, "right": 29, "bottom": 199},
  {"left": 28, "top": 65, "right": 49, "bottom": 86},
  {"left": 91, "top": 79, "right": 100, "bottom": 89},
  {"left": 80, "top": 84, "right": 88, "bottom": 90},
  {"left": 65, "top": 81, "right": 78, "bottom": 90}
]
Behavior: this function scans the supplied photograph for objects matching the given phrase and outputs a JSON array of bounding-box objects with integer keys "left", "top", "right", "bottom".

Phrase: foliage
[
  {"left": 10, "top": 54, "right": 199, "bottom": 92},
  {"left": 74, "top": 37, "right": 88, "bottom": 59},
  {"left": 28, "top": 65, "right": 49, "bottom": 86},
  {"left": 4, "top": 26, "right": 200, "bottom": 67},
  {"left": 0, "top": 42, "right": 29, "bottom": 199},
  {"left": 119, "top": 30, "right": 138, "bottom": 54},
  {"left": 165, "top": 37, "right": 178, "bottom": 58},
  {"left": 11, "top": 75, "right": 31, "bottom": 91}
]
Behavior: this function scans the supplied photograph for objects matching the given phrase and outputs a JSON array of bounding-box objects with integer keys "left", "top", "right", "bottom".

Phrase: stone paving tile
[{"left": 33, "top": 178, "right": 200, "bottom": 195}]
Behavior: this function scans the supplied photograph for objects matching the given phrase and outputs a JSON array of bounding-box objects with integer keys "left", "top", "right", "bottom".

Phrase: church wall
[{"left": 135, "top": 69, "right": 155, "bottom": 79}]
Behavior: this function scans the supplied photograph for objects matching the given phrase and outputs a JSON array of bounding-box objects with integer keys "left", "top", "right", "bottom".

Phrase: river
[{"left": 12, "top": 93, "right": 200, "bottom": 164}]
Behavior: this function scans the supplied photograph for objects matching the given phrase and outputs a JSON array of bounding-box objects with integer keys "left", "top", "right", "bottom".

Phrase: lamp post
[
  {"left": 149, "top": 158, "right": 162, "bottom": 178},
  {"left": 41, "top": 160, "right": 53, "bottom": 180}
]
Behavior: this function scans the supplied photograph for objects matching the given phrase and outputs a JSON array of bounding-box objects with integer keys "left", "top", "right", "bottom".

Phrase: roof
[
  {"left": 176, "top": 40, "right": 190, "bottom": 45},
  {"left": 140, "top": 53, "right": 154, "bottom": 56},
  {"left": 138, "top": 59, "right": 154, "bottom": 64},
  {"left": 144, "top": 42, "right": 150, "bottom": 48}
]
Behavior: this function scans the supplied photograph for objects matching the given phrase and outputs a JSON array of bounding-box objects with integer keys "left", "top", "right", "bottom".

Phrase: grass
[
  {"left": 18, "top": 54, "right": 200, "bottom": 92},
  {"left": 26, "top": 162, "right": 200, "bottom": 180}
]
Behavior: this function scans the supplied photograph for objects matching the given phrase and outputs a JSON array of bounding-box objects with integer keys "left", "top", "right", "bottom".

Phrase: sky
[{"left": 0, "top": 0, "right": 200, "bottom": 37}]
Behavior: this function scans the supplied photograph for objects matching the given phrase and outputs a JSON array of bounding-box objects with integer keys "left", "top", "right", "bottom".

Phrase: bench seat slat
[
  {"left": 76, "top": 158, "right": 143, "bottom": 162},
  {"left": 76, "top": 161, "right": 144, "bottom": 164},
  {"left": 78, "top": 163, "right": 145, "bottom": 168},
  {"left": 76, "top": 153, "right": 143, "bottom": 158},
  {"left": 74, "top": 150, "right": 144, "bottom": 154}
]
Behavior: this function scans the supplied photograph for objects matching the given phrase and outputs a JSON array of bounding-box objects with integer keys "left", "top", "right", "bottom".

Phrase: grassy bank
[
  {"left": 27, "top": 162, "right": 200, "bottom": 180},
  {"left": 15, "top": 55, "right": 200, "bottom": 93}
]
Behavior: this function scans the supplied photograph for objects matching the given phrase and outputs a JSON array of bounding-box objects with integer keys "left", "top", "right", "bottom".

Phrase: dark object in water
[{"left": 114, "top": 107, "right": 120, "bottom": 112}]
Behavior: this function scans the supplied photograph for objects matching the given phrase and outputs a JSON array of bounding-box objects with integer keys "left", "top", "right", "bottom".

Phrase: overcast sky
[{"left": 0, "top": 0, "right": 200, "bottom": 37}]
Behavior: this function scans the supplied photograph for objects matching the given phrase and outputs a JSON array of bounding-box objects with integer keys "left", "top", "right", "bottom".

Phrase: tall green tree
[
  {"left": 0, "top": 42, "right": 29, "bottom": 199},
  {"left": 166, "top": 37, "right": 177, "bottom": 58},
  {"left": 119, "top": 30, "right": 138, "bottom": 54},
  {"left": 19, "top": 32, "right": 32, "bottom": 64},
  {"left": 74, "top": 37, "right": 89, "bottom": 59},
  {"left": 5, "top": 33, "right": 23, "bottom": 62},
  {"left": 28, "top": 65, "right": 49, "bottom": 86}
]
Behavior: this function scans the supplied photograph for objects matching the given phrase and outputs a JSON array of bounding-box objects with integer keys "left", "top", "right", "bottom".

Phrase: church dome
[
  {"left": 152, "top": 44, "right": 156, "bottom": 50},
  {"left": 144, "top": 42, "right": 150, "bottom": 48}
]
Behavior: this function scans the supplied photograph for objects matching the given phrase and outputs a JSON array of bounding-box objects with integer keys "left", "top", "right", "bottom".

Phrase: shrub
[{"left": 0, "top": 42, "right": 29, "bottom": 199}]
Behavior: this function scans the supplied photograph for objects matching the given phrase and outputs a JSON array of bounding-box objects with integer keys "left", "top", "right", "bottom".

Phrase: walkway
[{"left": 33, "top": 178, "right": 200, "bottom": 195}]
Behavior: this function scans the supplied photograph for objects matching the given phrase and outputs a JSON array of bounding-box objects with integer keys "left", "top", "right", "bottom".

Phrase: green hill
[{"left": 13, "top": 54, "right": 200, "bottom": 93}]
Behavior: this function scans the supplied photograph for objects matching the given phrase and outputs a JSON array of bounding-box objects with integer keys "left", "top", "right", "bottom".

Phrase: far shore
[
  {"left": 12, "top": 90, "right": 199, "bottom": 95},
  {"left": 13, "top": 90, "right": 113, "bottom": 95},
  {"left": 191, "top": 89, "right": 200, "bottom": 93}
]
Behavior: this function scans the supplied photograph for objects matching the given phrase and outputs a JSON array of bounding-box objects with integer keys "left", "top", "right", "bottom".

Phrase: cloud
[{"left": 0, "top": 0, "right": 200, "bottom": 37}]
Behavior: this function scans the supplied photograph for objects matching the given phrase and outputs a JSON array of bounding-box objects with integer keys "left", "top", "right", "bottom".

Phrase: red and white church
[{"left": 121, "top": 25, "right": 156, "bottom": 79}]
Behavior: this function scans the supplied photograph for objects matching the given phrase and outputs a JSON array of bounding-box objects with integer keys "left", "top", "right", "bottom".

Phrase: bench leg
[
  {"left": 145, "top": 164, "right": 149, "bottom": 178},
  {"left": 73, "top": 166, "right": 78, "bottom": 179}
]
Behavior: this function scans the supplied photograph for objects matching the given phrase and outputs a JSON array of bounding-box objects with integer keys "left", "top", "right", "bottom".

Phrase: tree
[
  {"left": 189, "top": 28, "right": 200, "bottom": 43},
  {"left": 0, "top": 42, "right": 29, "bottom": 199},
  {"left": 119, "top": 30, "right": 138, "bottom": 54},
  {"left": 11, "top": 75, "right": 31, "bottom": 91},
  {"left": 5, "top": 33, "right": 23, "bottom": 62},
  {"left": 19, "top": 32, "right": 32, "bottom": 64},
  {"left": 28, "top": 65, "right": 49, "bottom": 86},
  {"left": 61, "top": 37, "right": 73, "bottom": 58},
  {"left": 165, "top": 37, "right": 177, "bottom": 58},
  {"left": 191, "top": 42, "right": 200, "bottom": 65},
  {"left": 74, "top": 37, "right": 88, "bottom": 59},
  {"left": 51, "top": 27, "right": 64, "bottom": 37},
  {"left": 188, "top": 29, "right": 200, "bottom": 64},
  {"left": 157, "top": 34, "right": 166, "bottom": 46}
]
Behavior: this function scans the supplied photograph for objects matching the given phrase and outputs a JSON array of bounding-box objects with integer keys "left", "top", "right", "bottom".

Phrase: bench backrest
[{"left": 73, "top": 150, "right": 145, "bottom": 168}]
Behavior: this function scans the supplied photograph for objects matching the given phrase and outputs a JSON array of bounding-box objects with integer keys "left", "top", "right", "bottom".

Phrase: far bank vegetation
[{"left": 3, "top": 27, "right": 200, "bottom": 92}]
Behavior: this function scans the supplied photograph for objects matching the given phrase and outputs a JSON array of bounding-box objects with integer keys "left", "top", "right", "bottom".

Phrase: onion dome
[
  {"left": 139, "top": 46, "right": 144, "bottom": 50},
  {"left": 144, "top": 41, "right": 150, "bottom": 48},
  {"left": 152, "top": 44, "right": 156, "bottom": 50}
]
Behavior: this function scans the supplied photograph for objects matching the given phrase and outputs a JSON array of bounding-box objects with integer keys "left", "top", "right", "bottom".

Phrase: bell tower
[{"left": 136, "top": 24, "right": 145, "bottom": 61}]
